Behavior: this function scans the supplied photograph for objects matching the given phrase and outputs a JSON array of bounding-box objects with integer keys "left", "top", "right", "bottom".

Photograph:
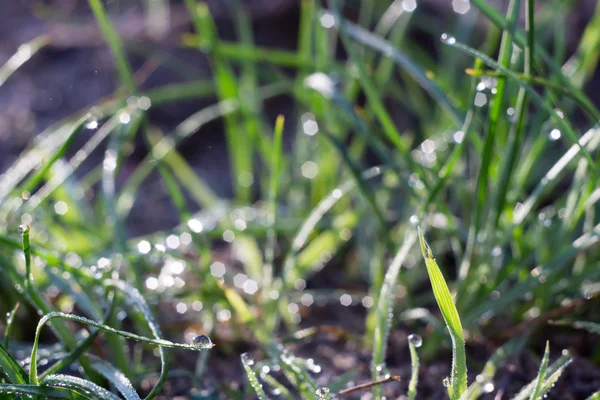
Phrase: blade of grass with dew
[
  {"left": 105, "top": 279, "right": 207, "bottom": 400},
  {"left": 510, "top": 348, "right": 571, "bottom": 400},
  {"left": 467, "top": 224, "right": 600, "bottom": 323},
  {"left": 241, "top": 353, "right": 269, "bottom": 400},
  {"left": 40, "top": 291, "right": 117, "bottom": 380},
  {"left": 0, "top": 384, "right": 76, "bottom": 399},
  {"left": 90, "top": 358, "right": 141, "bottom": 400},
  {"left": 3, "top": 302, "right": 19, "bottom": 350},
  {"left": 488, "top": 0, "right": 536, "bottom": 237},
  {"left": 18, "top": 226, "right": 102, "bottom": 384},
  {"left": 42, "top": 375, "right": 122, "bottom": 400},
  {"left": 418, "top": 227, "right": 467, "bottom": 400},
  {"left": 509, "top": 126, "right": 599, "bottom": 228},
  {"left": 0, "top": 35, "right": 48, "bottom": 87},
  {"left": 0, "top": 343, "right": 27, "bottom": 384},
  {"left": 407, "top": 334, "right": 420, "bottom": 400},
  {"left": 470, "top": 0, "right": 600, "bottom": 123},
  {"left": 466, "top": 0, "right": 520, "bottom": 249},
  {"left": 262, "top": 373, "right": 295, "bottom": 400},
  {"left": 441, "top": 37, "right": 596, "bottom": 170},
  {"left": 23, "top": 113, "right": 124, "bottom": 213},
  {"left": 28, "top": 311, "right": 212, "bottom": 385},
  {"left": 371, "top": 231, "right": 417, "bottom": 400}
]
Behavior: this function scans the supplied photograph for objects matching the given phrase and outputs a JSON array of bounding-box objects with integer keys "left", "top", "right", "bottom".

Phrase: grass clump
[{"left": 0, "top": 0, "right": 599, "bottom": 398}]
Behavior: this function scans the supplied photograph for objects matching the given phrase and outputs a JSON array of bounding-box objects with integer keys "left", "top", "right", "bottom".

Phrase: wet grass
[{"left": 0, "top": 0, "right": 600, "bottom": 399}]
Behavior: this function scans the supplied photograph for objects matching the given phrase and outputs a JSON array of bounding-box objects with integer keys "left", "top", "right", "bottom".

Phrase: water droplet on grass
[
  {"left": 443, "top": 377, "right": 450, "bottom": 387},
  {"left": 476, "top": 375, "right": 494, "bottom": 393},
  {"left": 440, "top": 33, "right": 456, "bottom": 45},
  {"left": 190, "top": 334, "right": 213, "bottom": 349},
  {"left": 19, "top": 224, "right": 30, "bottom": 234},
  {"left": 408, "top": 333, "right": 423, "bottom": 348},
  {"left": 316, "top": 387, "right": 330, "bottom": 398}
]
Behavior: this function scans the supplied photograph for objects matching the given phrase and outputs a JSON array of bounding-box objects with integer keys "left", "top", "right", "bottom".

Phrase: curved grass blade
[
  {"left": 40, "top": 290, "right": 117, "bottom": 380},
  {"left": 418, "top": 228, "right": 467, "bottom": 400},
  {"left": 42, "top": 374, "right": 122, "bottom": 400},
  {"left": 587, "top": 391, "right": 600, "bottom": 400},
  {"left": 105, "top": 279, "right": 198, "bottom": 400},
  {"left": 407, "top": 335, "right": 420, "bottom": 400},
  {"left": 241, "top": 353, "right": 269, "bottom": 400},
  {"left": 29, "top": 312, "right": 211, "bottom": 385},
  {"left": 0, "top": 384, "right": 75, "bottom": 398},
  {"left": 90, "top": 358, "right": 141, "bottom": 400}
]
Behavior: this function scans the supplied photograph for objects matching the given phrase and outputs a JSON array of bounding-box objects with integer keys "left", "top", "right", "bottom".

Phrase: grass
[{"left": 0, "top": 0, "right": 599, "bottom": 398}]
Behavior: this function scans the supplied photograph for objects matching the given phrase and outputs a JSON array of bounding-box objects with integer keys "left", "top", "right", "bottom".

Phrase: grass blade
[
  {"left": 29, "top": 311, "right": 211, "bottom": 384},
  {"left": 418, "top": 227, "right": 467, "bottom": 400},
  {"left": 3, "top": 303, "right": 19, "bottom": 350},
  {"left": 407, "top": 334, "right": 420, "bottom": 400},
  {"left": 0, "top": 343, "right": 27, "bottom": 384},
  {"left": 0, "top": 35, "right": 48, "bottom": 87},
  {"left": 372, "top": 231, "right": 417, "bottom": 400},
  {"left": 0, "top": 384, "right": 75, "bottom": 398},
  {"left": 241, "top": 353, "right": 269, "bottom": 400},
  {"left": 91, "top": 358, "right": 141, "bottom": 400},
  {"left": 42, "top": 374, "right": 122, "bottom": 400},
  {"left": 528, "top": 341, "right": 550, "bottom": 400},
  {"left": 87, "top": 0, "right": 136, "bottom": 92}
]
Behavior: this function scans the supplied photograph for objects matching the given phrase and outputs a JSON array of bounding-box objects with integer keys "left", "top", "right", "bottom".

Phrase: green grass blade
[
  {"left": 0, "top": 35, "right": 48, "bottom": 87},
  {"left": 42, "top": 374, "right": 122, "bottom": 400},
  {"left": 511, "top": 349, "right": 571, "bottom": 400},
  {"left": 587, "top": 391, "right": 600, "bottom": 400},
  {"left": 87, "top": 0, "right": 136, "bottom": 92},
  {"left": 28, "top": 311, "right": 211, "bottom": 384},
  {"left": 0, "top": 384, "right": 75, "bottom": 398},
  {"left": 528, "top": 341, "right": 550, "bottom": 400},
  {"left": 372, "top": 232, "right": 417, "bottom": 400},
  {"left": 3, "top": 302, "right": 19, "bottom": 350},
  {"left": 332, "top": 13, "right": 463, "bottom": 124},
  {"left": 442, "top": 38, "right": 596, "bottom": 171},
  {"left": 90, "top": 358, "right": 141, "bottom": 400},
  {"left": 241, "top": 353, "right": 269, "bottom": 400},
  {"left": 407, "top": 335, "right": 421, "bottom": 400},
  {"left": 264, "top": 115, "right": 285, "bottom": 291},
  {"left": 0, "top": 342, "right": 27, "bottom": 384},
  {"left": 418, "top": 228, "right": 467, "bottom": 400}
]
